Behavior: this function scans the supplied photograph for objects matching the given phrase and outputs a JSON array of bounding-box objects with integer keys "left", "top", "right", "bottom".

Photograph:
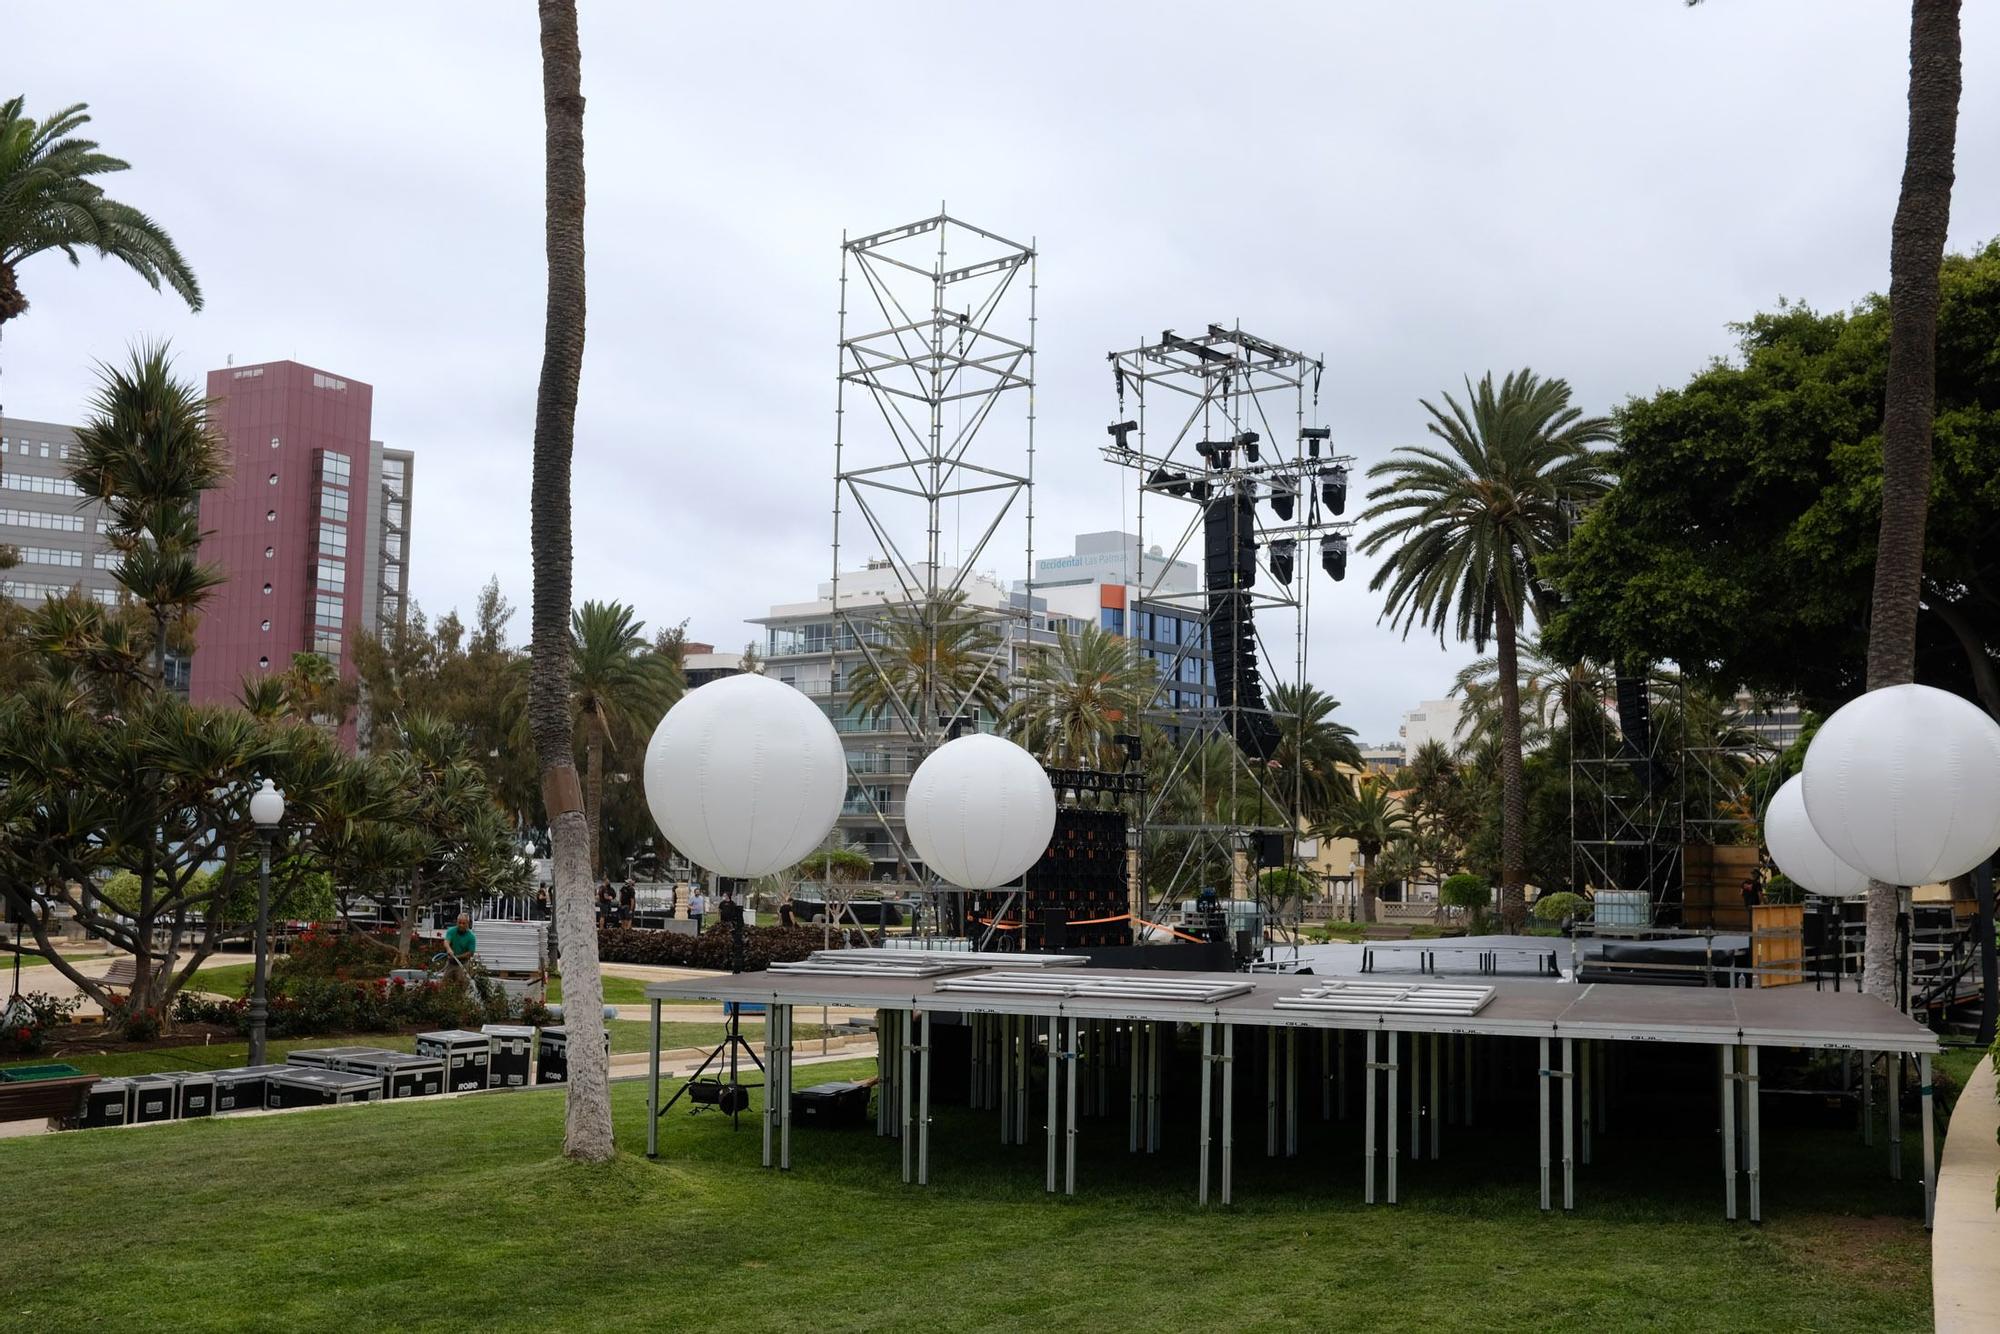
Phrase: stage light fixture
[
  {"left": 1270, "top": 539, "right": 1295, "bottom": 584},
  {"left": 1235, "top": 430, "right": 1260, "bottom": 464},
  {"left": 1107, "top": 420, "right": 1138, "bottom": 448},
  {"left": 1320, "top": 533, "right": 1349, "bottom": 581},
  {"left": 1191, "top": 480, "right": 1211, "bottom": 502},
  {"left": 1321, "top": 466, "right": 1348, "bottom": 515},
  {"left": 1151, "top": 466, "right": 1193, "bottom": 497},
  {"left": 1300, "top": 426, "right": 1330, "bottom": 460},
  {"left": 1271, "top": 478, "right": 1296, "bottom": 521}
]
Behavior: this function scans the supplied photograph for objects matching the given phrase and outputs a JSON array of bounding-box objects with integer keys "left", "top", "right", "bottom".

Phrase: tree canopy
[{"left": 1546, "top": 240, "right": 2000, "bottom": 715}]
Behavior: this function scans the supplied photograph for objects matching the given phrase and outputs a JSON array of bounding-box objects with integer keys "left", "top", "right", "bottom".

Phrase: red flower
[{"left": 16, "top": 1027, "right": 30, "bottom": 1042}]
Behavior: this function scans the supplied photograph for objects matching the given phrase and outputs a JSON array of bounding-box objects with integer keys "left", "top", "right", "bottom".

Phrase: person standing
[
  {"left": 596, "top": 879, "right": 617, "bottom": 929},
  {"left": 689, "top": 886, "right": 709, "bottom": 935},
  {"left": 618, "top": 878, "right": 637, "bottom": 927}
]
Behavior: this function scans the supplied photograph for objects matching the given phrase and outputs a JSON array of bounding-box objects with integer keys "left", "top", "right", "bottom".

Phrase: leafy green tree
[
  {"left": 68, "top": 344, "right": 225, "bottom": 683},
  {"left": 846, "top": 590, "right": 1006, "bottom": 730},
  {"left": 1006, "top": 622, "right": 1153, "bottom": 768},
  {"left": 1267, "top": 682, "right": 1362, "bottom": 823},
  {"left": 1545, "top": 244, "right": 2000, "bottom": 716},
  {"left": 0, "top": 97, "right": 201, "bottom": 409},
  {"left": 568, "top": 600, "right": 682, "bottom": 877},
  {"left": 1316, "top": 776, "right": 1413, "bottom": 924},
  {"left": 1359, "top": 370, "right": 1612, "bottom": 929}
]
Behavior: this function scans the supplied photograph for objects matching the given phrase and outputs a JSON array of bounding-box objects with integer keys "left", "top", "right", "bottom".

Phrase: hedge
[{"left": 596, "top": 924, "right": 830, "bottom": 971}]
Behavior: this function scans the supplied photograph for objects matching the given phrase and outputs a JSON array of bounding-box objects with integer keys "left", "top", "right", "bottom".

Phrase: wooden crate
[
  {"left": 1682, "top": 843, "right": 1762, "bottom": 930},
  {"left": 1751, "top": 903, "right": 1804, "bottom": 987}
]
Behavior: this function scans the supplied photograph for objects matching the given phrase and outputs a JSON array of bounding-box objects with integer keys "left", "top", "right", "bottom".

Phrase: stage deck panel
[{"left": 643, "top": 968, "right": 1936, "bottom": 1054}]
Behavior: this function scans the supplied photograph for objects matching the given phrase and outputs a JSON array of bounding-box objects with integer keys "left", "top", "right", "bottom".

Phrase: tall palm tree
[
  {"left": 845, "top": 590, "right": 1006, "bottom": 731},
  {"left": 69, "top": 344, "right": 226, "bottom": 684},
  {"left": 0, "top": 98, "right": 202, "bottom": 416},
  {"left": 529, "top": 0, "right": 612, "bottom": 1163},
  {"left": 1860, "top": 0, "right": 1962, "bottom": 1003},
  {"left": 1359, "top": 370, "right": 1612, "bottom": 930},
  {"left": 571, "top": 600, "right": 682, "bottom": 877},
  {"left": 1268, "top": 682, "right": 1363, "bottom": 823},
  {"left": 1006, "top": 622, "right": 1153, "bottom": 767},
  {"left": 1318, "top": 776, "right": 1413, "bottom": 925}
]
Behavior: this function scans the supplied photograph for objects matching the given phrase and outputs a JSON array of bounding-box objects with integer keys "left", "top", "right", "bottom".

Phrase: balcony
[{"left": 841, "top": 799, "right": 906, "bottom": 817}]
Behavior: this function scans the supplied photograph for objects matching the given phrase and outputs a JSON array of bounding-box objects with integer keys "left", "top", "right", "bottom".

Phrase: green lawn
[
  {"left": 0, "top": 1048, "right": 1941, "bottom": 1332},
  {"left": 189, "top": 964, "right": 696, "bottom": 1009},
  {"left": 5, "top": 1019, "right": 828, "bottom": 1079}
]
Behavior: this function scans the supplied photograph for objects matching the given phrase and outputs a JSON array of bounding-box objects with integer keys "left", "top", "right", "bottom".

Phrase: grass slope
[{"left": 0, "top": 1052, "right": 1939, "bottom": 1333}]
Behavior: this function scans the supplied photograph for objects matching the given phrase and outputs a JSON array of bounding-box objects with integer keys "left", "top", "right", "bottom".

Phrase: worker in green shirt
[{"left": 443, "top": 913, "right": 478, "bottom": 971}]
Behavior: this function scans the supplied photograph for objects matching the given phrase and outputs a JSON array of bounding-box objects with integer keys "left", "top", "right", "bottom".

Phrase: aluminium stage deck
[{"left": 641, "top": 966, "right": 1937, "bottom": 1054}]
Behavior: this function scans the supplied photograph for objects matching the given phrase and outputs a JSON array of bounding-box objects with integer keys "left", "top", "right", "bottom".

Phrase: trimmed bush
[
  {"left": 1438, "top": 875, "right": 1489, "bottom": 911},
  {"left": 1531, "top": 891, "right": 1587, "bottom": 924}
]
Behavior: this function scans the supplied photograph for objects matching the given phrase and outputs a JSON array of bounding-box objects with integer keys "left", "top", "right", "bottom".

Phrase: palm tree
[
  {"left": 1006, "top": 623, "right": 1153, "bottom": 767},
  {"left": 1449, "top": 634, "right": 1613, "bottom": 756},
  {"left": 1860, "top": 0, "right": 1962, "bottom": 1003},
  {"left": 69, "top": 344, "right": 226, "bottom": 684},
  {"left": 528, "top": 0, "right": 612, "bottom": 1163},
  {"left": 570, "top": 600, "right": 682, "bottom": 877},
  {"left": 1318, "top": 776, "right": 1413, "bottom": 925},
  {"left": 845, "top": 590, "right": 1006, "bottom": 731},
  {"left": 1359, "top": 370, "right": 1612, "bottom": 930},
  {"left": 1268, "top": 682, "right": 1363, "bottom": 822},
  {"left": 0, "top": 98, "right": 202, "bottom": 414}
]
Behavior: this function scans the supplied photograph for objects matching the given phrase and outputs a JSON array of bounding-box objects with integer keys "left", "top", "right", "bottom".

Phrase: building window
[
  {"left": 317, "top": 557, "right": 344, "bottom": 590},
  {"left": 38, "top": 442, "right": 49, "bottom": 458},
  {"left": 317, "top": 523, "right": 347, "bottom": 558},
  {"left": 266, "top": 510, "right": 277, "bottom": 522},
  {"left": 258, "top": 656, "right": 270, "bottom": 669},
  {"left": 319, "top": 452, "right": 351, "bottom": 487},
  {"left": 268, "top": 473, "right": 279, "bottom": 487},
  {"left": 58, "top": 442, "right": 70, "bottom": 461},
  {"left": 94, "top": 553, "right": 117, "bottom": 570},
  {"left": 312, "top": 373, "right": 346, "bottom": 391},
  {"left": 314, "top": 593, "right": 343, "bottom": 624},
  {"left": 263, "top": 583, "right": 273, "bottom": 595},
  {"left": 0, "top": 474, "right": 81, "bottom": 497},
  {"left": 261, "top": 619, "right": 271, "bottom": 632},
  {"left": 0, "top": 508, "right": 85, "bottom": 533},
  {"left": 319, "top": 488, "right": 349, "bottom": 521},
  {"left": 270, "top": 436, "right": 281, "bottom": 449},
  {"left": 265, "top": 546, "right": 275, "bottom": 559},
  {"left": 15, "top": 546, "right": 83, "bottom": 568}
]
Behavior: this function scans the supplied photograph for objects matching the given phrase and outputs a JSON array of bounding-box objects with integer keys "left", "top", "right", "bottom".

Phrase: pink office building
[{"left": 192, "top": 360, "right": 413, "bottom": 742}]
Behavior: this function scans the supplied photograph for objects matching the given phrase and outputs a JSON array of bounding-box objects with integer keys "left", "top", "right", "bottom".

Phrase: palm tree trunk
[
  {"left": 530, "top": 0, "right": 612, "bottom": 1163},
  {"left": 1494, "top": 596, "right": 1529, "bottom": 932},
  {"left": 1863, "top": 0, "right": 1962, "bottom": 1006},
  {"left": 585, "top": 716, "right": 604, "bottom": 879},
  {"left": 1359, "top": 850, "right": 1377, "bottom": 925}
]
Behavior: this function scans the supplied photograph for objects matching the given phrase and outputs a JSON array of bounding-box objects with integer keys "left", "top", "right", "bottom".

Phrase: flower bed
[{"left": 596, "top": 924, "right": 828, "bottom": 971}]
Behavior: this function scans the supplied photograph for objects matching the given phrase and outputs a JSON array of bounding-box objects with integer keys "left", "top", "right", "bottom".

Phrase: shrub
[
  {"left": 273, "top": 922, "right": 400, "bottom": 985},
  {"left": 0, "top": 991, "right": 81, "bottom": 1054},
  {"left": 102, "top": 993, "right": 163, "bottom": 1042},
  {"left": 170, "top": 970, "right": 543, "bottom": 1039},
  {"left": 1438, "top": 875, "right": 1488, "bottom": 911},
  {"left": 597, "top": 924, "right": 828, "bottom": 971},
  {"left": 1532, "top": 891, "right": 1587, "bottom": 924}
]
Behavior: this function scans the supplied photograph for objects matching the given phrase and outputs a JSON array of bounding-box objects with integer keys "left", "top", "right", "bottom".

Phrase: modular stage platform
[{"left": 642, "top": 960, "right": 1941, "bottom": 1225}]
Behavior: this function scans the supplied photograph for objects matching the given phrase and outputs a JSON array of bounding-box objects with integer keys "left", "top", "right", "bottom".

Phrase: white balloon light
[
  {"left": 1763, "top": 775, "right": 1869, "bottom": 898},
  {"left": 904, "top": 734, "right": 1057, "bottom": 889},
  {"left": 1801, "top": 683, "right": 2000, "bottom": 886},
  {"left": 642, "top": 674, "right": 845, "bottom": 879}
]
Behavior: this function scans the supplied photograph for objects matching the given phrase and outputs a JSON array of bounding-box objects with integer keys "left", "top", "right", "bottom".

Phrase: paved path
[{"left": 1933, "top": 1054, "right": 2000, "bottom": 1333}]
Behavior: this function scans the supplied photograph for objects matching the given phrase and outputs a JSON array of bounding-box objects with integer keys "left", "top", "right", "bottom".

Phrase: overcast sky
[{"left": 8, "top": 2, "right": 1997, "bottom": 741}]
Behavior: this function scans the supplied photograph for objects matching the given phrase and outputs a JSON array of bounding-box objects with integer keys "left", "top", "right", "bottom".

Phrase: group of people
[{"left": 591, "top": 878, "right": 724, "bottom": 932}]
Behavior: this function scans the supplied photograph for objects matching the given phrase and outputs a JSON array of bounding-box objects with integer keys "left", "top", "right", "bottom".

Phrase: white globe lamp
[
  {"left": 642, "top": 674, "right": 845, "bottom": 879},
  {"left": 1763, "top": 775, "right": 1868, "bottom": 898},
  {"left": 904, "top": 733, "right": 1057, "bottom": 889},
  {"left": 1801, "top": 683, "right": 2000, "bottom": 886}
]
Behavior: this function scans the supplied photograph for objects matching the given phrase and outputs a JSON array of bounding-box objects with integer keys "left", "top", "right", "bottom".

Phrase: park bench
[{"left": 97, "top": 956, "right": 180, "bottom": 991}]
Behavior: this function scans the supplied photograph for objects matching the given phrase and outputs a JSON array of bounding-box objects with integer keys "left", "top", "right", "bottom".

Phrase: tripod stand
[{"left": 656, "top": 902, "right": 761, "bottom": 1130}]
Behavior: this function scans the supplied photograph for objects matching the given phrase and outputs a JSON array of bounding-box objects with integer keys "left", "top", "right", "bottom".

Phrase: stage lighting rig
[
  {"left": 1270, "top": 477, "right": 1296, "bottom": 521},
  {"left": 1270, "top": 539, "right": 1295, "bottom": 584},
  {"left": 1321, "top": 465, "right": 1348, "bottom": 515},
  {"left": 1108, "top": 420, "right": 1138, "bottom": 450},
  {"left": 1320, "top": 533, "right": 1349, "bottom": 581},
  {"left": 1235, "top": 430, "right": 1260, "bottom": 464},
  {"left": 1300, "top": 426, "right": 1330, "bottom": 459}
]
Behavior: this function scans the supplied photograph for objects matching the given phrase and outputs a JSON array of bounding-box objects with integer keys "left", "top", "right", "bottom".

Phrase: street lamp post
[{"left": 248, "top": 778, "right": 286, "bottom": 1066}]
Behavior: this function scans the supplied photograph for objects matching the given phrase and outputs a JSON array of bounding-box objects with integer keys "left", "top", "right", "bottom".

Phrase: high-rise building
[
  {"left": 0, "top": 416, "right": 122, "bottom": 608},
  {"left": 1, "top": 415, "right": 194, "bottom": 690},
  {"left": 191, "top": 361, "right": 411, "bottom": 729},
  {"left": 1030, "top": 532, "right": 1216, "bottom": 724}
]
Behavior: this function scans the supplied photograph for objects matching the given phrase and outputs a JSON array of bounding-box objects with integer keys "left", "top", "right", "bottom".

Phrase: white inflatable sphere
[
  {"left": 642, "top": 674, "right": 845, "bottom": 879},
  {"left": 1763, "top": 775, "right": 1869, "bottom": 898},
  {"left": 904, "top": 734, "right": 1057, "bottom": 889},
  {"left": 1801, "top": 683, "right": 2000, "bottom": 886}
]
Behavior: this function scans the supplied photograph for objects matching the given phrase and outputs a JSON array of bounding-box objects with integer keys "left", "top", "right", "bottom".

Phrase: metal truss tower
[
  {"left": 829, "top": 212, "right": 1037, "bottom": 910},
  {"left": 1101, "top": 324, "right": 1355, "bottom": 956}
]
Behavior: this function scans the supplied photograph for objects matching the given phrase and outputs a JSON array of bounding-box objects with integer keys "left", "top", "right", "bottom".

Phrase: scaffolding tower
[
  {"left": 829, "top": 211, "right": 1037, "bottom": 926},
  {"left": 1101, "top": 324, "right": 1355, "bottom": 959}
]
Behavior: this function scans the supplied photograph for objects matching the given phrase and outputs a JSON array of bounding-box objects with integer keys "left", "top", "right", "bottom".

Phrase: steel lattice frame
[
  {"left": 1101, "top": 324, "right": 1355, "bottom": 953},
  {"left": 830, "top": 212, "right": 1037, "bottom": 924}
]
